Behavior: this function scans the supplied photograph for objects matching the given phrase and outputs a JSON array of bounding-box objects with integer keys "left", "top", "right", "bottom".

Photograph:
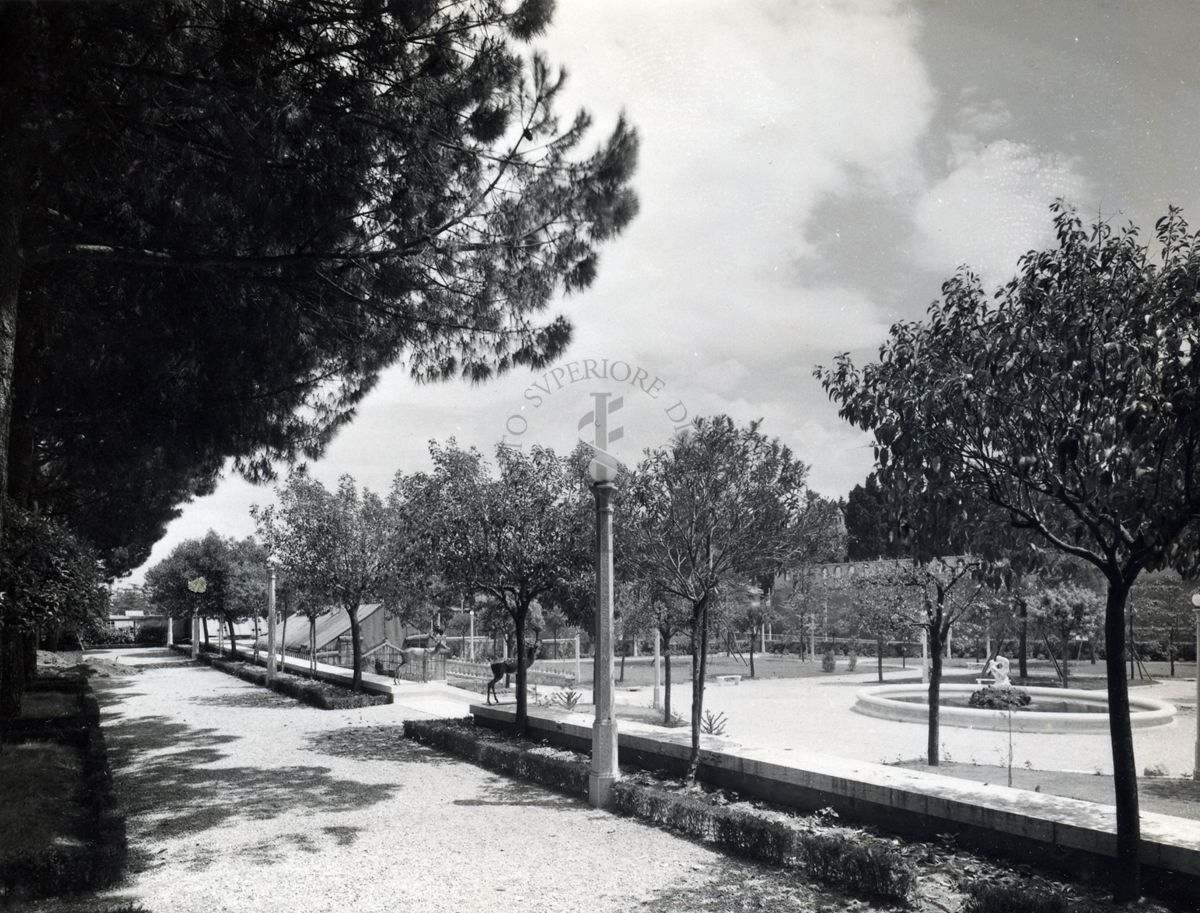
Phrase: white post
[
  {"left": 266, "top": 558, "right": 279, "bottom": 681},
  {"left": 946, "top": 625, "right": 952, "bottom": 660},
  {"left": 574, "top": 633, "right": 581, "bottom": 687},
  {"left": 469, "top": 610, "right": 475, "bottom": 663},
  {"left": 921, "top": 628, "right": 930, "bottom": 683},
  {"left": 191, "top": 610, "right": 199, "bottom": 660},
  {"left": 589, "top": 479, "right": 619, "bottom": 808},
  {"left": 166, "top": 616, "right": 173, "bottom": 646},
  {"left": 652, "top": 628, "right": 661, "bottom": 710}
]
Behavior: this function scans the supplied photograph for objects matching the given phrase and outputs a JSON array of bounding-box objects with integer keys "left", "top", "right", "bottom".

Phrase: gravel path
[{"left": 34, "top": 650, "right": 873, "bottom": 913}]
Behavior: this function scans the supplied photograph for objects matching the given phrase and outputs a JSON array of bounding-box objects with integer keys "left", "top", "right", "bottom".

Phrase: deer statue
[{"left": 486, "top": 634, "right": 541, "bottom": 705}]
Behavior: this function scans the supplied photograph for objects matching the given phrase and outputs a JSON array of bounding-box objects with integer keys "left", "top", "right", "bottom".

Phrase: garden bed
[
  {"left": 401, "top": 718, "right": 1180, "bottom": 912},
  {"left": 0, "top": 675, "right": 126, "bottom": 903},
  {"left": 190, "top": 649, "right": 390, "bottom": 710}
]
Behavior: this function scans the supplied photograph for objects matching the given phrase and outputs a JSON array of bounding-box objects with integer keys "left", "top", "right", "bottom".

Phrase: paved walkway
[
  {"left": 46, "top": 649, "right": 854, "bottom": 913},
  {"left": 160, "top": 647, "right": 1200, "bottom": 777}
]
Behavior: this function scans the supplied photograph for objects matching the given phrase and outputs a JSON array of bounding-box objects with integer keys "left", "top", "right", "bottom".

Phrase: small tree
[
  {"left": 0, "top": 505, "right": 108, "bottom": 717},
  {"left": 145, "top": 531, "right": 249, "bottom": 653},
  {"left": 629, "top": 416, "right": 811, "bottom": 783},
  {"left": 817, "top": 203, "right": 1200, "bottom": 899},
  {"left": 422, "top": 442, "right": 587, "bottom": 732},
  {"left": 258, "top": 471, "right": 421, "bottom": 691}
]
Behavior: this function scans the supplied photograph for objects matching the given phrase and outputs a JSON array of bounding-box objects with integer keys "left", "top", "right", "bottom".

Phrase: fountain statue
[{"left": 983, "top": 654, "right": 1011, "bottom": 687}]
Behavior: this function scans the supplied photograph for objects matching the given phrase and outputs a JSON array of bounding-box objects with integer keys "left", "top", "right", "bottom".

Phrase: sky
[{"left": 126, "top": 0, "right": 1200, "bottom": 584}]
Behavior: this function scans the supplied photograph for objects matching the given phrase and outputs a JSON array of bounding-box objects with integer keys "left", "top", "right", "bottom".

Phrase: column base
[
  {"left": 590, "top": 718, "right": 619, "bottom": 808},
  {"left": 589, "top": 771, "right": 618, "bottom": 808}
]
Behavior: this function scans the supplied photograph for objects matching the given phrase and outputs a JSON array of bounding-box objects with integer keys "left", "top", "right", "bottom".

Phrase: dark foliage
[
  {"left": 968, "top": 685, "right": 1032, "bottom": 710},
  {"left": 961, "top": 875, "right": 1069, "bottom": 913},
  {"left": 0, "top": 683, "right": 126, "bottom": 901}
]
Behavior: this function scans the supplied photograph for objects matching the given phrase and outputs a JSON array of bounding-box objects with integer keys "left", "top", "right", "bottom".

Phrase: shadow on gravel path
[{"left": 302, "top": 725, "right": 457, "bottom": 763}]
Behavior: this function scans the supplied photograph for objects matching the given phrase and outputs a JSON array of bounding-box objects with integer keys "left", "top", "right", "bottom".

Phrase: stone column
[
  {"left": 589, "top": 480, "right": 619, "bottom": 808},
  {"left": 266, "top": 559, "right": 278, "bottom": 681}
]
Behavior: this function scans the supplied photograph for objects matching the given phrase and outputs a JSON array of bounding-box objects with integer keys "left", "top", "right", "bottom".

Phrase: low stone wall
[
  {"left": 471, "top": 703, "right": 1200, "bottom": 901},
  {"left": 853, "top": 683, "right": 1176, "bottom": 733}
]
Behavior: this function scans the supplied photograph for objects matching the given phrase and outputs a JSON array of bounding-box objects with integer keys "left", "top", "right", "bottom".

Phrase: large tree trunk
[
  {"left": 22, "top": 629, "right": 36, "bottom": 681},
  {"left": 0, "top": 15, "right": 28, "bottom": 558},
  {"left": 686, "top": 601, "right": 710, "bottom": 784},
  {"left": 513, "top": 605, "right": 528, "bottom": 734},
  {"left": 926, "top": 618, "right": 943, "bottom": 767},
  {"left": 1104, "top": 577, "right": 1141, "bottom": 901},
  {"left": 226, "top": 618, "right": 238, "bottom": 658},
  {"left": 348, "top": 605, "right": 362, "bottom": 691},
  {"left": 0, "top": 624, "right": 24, "bottom": 718}
]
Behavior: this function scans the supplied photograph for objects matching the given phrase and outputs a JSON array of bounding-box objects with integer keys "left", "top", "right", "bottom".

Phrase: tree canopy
[
  {"left": 0, "top": 0, "right": 639, "bottom": 574},
  {"left": 816, "top": 203, "right": 1200, "bottom": 899},
  {"left": 418, "top": 440, "right": 588, "bottom": 729},
  {"left": 628, "top": 415, "right": 813, "bottom": 782}
]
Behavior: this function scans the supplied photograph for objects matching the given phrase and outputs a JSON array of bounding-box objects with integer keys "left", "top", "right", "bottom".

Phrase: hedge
[
  {"left": 961, "top": 876, "right": 1069, "bottom": 913},
  {"left": 0, "top": 680, "right": 127, "bottom": 901},
  {"left": 193, "top": 650, "right": 390, "bottom": 710},
  {"left": 404, "top": 719, "right": 587, "bottom": 796},
  {"left": 402, "top": 719, "right": 915, "bottom": 903},
  {"left": 610, "top": 781, "right": 915, "bottom": 902}
]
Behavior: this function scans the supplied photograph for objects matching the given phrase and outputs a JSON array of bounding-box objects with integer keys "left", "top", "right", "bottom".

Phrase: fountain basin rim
[{"left": 854, "top": 683, "right": 1176, "bottom": 732}]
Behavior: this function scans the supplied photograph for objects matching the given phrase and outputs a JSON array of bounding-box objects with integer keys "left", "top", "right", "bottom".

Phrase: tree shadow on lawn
[{"left": 452, "top": 775, "right": 583, "bottom": 810}]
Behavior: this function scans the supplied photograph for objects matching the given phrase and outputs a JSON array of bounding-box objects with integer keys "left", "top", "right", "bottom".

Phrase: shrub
[
  {"left": 203, "top": 655, "right": 388, "bottom": 709},
  {"left": 135, "top": 621, "right": 166, "bottom": 645},
  {"left": 822, "top": 650, "right": 836, "bottom": 672},
  {"left": 968, "top": 685, "right": 1031, "bottom": 710},
  {"left": 847, "top": 650, "right": 858, "bottom": 672},
  {"left": 404, "top": 719, "right": 588, "bottom": 796},
  {"left": 551, "top": 688, "right": 582, "bottom": 712},
  {"left": 84, "top": 625, "right": 136, "bottom": 647},
  {"left": 700, "top": 710, "right": 727, "bottom": 736},
  {"left": 610, "top": 782, "right": 914, "bottom": 902},
  {"left": 961, "top": 876, "right": 1068, "bottom": 913}
]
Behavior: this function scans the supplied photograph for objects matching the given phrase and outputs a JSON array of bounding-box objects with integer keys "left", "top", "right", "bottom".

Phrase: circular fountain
[{"left": 853, "top": 683, "right": 1176, "bottom": 733}]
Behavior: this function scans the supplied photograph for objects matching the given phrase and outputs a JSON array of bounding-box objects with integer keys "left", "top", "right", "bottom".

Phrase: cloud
[{"left": 912, "top": 139, "right": 1091, "bottom": 287}]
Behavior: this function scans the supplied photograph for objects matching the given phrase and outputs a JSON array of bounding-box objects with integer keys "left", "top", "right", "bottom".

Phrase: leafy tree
[
  {"left": 0, "top": 505, "right": 109, "bottom": 716},
  {"left": 257, "top": 471, "right": 421, "bottom": 690},
  {"left": 0, "top": 0, "right": 638, "bottom": 577},
  {"left": 844, "top": 473, "right": 907, "bottom": 560},
  {"left": 1029, "top": 579, "right": 1101, "bottom": 687},
  {"left": 420, "top": 441, "right": 588, "bottom": 731},
  {"left": 817, "top": 203, "right": 1200, "bottom": 899},
  {"left": 628, "top": 416, "right": 811, "bottom": 782},
  {"left": 1129, "top": 572, "right": 1195, "bottom": 676},
  {"left": 848, "top": 572, "right": 919, "bottom": 682},
  {"left": 145, "top": 531, "right": 259, "bottom": 654}
]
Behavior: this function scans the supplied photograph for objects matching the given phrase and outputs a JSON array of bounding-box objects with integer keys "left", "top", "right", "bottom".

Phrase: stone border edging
[
  {"left": 853, "top": 683, "right": 1176, "bottom": 732},
  {"left": 470, "top": 703, "right": 1200, "bottom": 901}
]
